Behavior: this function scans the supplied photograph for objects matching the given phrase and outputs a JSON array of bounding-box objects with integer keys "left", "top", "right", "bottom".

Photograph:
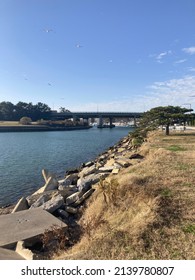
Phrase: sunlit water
[{"left": 0, "top": 127, "right": 133, "bottom": 206}]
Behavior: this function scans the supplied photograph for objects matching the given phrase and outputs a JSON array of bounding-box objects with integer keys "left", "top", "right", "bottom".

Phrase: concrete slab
[
  {"left": 0, "top": 247, "right": 25, "bottom": 260},
  {"left": 0, "top": 208, "right": 66, "bottom": 248}
]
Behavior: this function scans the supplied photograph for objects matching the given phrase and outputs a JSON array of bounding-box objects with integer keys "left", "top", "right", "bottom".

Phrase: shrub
[{"left": 19, "top": 116, "right": 32, "bottom": 125}]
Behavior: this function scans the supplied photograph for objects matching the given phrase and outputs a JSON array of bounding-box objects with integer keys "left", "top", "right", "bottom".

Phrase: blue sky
[{"left": 0, "top": 0, "right": 195, "bottom": 112}]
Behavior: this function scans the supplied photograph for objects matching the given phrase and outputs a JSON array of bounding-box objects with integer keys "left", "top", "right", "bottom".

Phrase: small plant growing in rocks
[{"left": 99, "top": 178, "right": 120, "bottom": 207}]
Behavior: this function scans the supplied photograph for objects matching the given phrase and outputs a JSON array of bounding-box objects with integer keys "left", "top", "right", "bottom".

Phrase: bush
[{"left": 19, "top": 116, "right": 32, "bottom": 125}]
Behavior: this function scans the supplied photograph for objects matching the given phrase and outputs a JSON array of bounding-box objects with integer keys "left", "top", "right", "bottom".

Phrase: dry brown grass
[{"left": 55, "top": 130, "right": 195, "bottom": 260}]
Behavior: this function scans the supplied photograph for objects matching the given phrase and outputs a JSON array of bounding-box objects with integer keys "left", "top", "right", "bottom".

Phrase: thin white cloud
[
  {"left": 67, "top": 75, "right": 195, "bottom": 112},
  {"left": 182, "top": 46, "right": 195, "bottom": 55},
  {"left": 174, "top": 59, "right": 187, "bottom": 64},
  {"left": 150, "top": 50, "right": 172, "bottom": 63},
  {"left": 187, "top": 67, "right": 195, "bottom": 72},
  {"left": 147, "top": 75, "right": 195, "bottom": 109}
]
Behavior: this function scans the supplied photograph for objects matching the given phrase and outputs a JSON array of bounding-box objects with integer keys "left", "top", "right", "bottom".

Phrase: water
[{"left": 0, "top": 127, "right": 133, "bottom": 207}]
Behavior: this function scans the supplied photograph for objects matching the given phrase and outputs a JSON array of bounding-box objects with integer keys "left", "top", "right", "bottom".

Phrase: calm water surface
[{"left": 0, "top": 127, "right": 133, "bottom": 206}]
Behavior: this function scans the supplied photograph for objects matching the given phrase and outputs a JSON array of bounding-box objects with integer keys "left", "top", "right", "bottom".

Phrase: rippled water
[{"left": 0, "top": 127, "right": 133, "bottom": 206}]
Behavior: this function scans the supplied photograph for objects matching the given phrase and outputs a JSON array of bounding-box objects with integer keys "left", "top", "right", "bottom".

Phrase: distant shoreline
[{"left": 0, "top": 125, "right": 92, "bottom": 133}]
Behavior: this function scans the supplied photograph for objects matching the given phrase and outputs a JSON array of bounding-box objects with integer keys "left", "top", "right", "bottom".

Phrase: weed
[
  {"left": 161, "top": 188, "right": 172, "bottom": 197},
  {"left": 131, "top": 137, "right": 144, "bottom": 148},
  {"left": 166, "top": 145, "right": 186, "bottom": 152},
  {"left": 182, "top": 224, "right": 195, "bottom": 235},
  {"left": 82, "top": 215, "right": 109, "bottom": 240},
  {"left": 176, "top": 163, "right": 189, "bottom": 171},
  {"left": 41, "top": 224, "right": 68, "bottom": 253},
  {"left": 98, "top": 178, "right": 120, "bottom": 207}
]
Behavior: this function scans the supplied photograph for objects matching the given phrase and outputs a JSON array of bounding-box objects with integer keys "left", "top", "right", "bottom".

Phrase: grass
[
  {"left": 166, "top": 145, "right": 186, "bottom": 152},
  {"left": 0, "top": 121, "right": 38, "bottom": 126},
  {"left": 182, "top": 224, "right": 195, "bottom": 235},
  {"left": 54, "top": 130, "right": 195, "bottom": 260}
]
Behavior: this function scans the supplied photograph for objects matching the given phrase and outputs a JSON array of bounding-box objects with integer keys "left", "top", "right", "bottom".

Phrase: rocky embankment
[{"left": 6, "top": 133, "right": 144, "bottom": 225}]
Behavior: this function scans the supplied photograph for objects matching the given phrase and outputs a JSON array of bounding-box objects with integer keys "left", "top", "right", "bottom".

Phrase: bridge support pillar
[
  {"left": 109, "top": 117, "right": 113, "bottom": 127},
  {"left": 98, "top": 115, "right": 103, "bottom": 127},
  {"left": 83, "top": 118, "right": 89, "bottom": 126}
]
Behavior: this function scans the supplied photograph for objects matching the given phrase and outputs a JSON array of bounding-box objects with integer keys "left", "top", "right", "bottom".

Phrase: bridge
[{"left": 51, "top": 111, "right": 143, "bottom": 127}]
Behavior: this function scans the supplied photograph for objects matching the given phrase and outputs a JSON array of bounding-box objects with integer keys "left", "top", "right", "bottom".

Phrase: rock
[
  {"left": 58, "top": 184, "right": 77, "bottom": 192},
  {"left": 112, "top": 168, "right": 120, "bottom": 174},
  {"left": 77, "top": 173, "right": 109, "bottom": 192},
  {"left": 72, "top": 196, "right": 85, "bottom": 207},
  {"left": 129, "top": 153, "right": 144, "bottom": 159},
  {"left": 95, "top": 162, "right": 104, "bottom": 169},
  {"left": 59, "top": 174, "right": 78, "bottom": 186},
  {"left": 66, "top": 168, "right": 80, "bottom": 175},
  {"left": 28, "top": 187, "right": 79, "bottom": 208},
  {"left": 78, "top": 165, "right": 97, "bottom": 178},
  {"left": 114, "top": 162, "right": 122, "bottom": 168},
  {"left": 60, "top": 188, "right": 79, "bottom": 201},
  {"left": 57, "top": 209, "right": 69, "bottom": 218},
  {"left": 16, "top": 241, "right": 35, "bottom": 260},
  {"left": 65, "top": 192, "right": 82, "bottom": 205},
  {"left": 72, "top": 188, "right": 95, "bottom": 207},
  {"left": 118, "top": 147, "right": 125, "bottom": 153},
  {"left": 105, "top": 158, "right": 115, "bottom": 166},
  {"left": 42, "top": 176, "right": 59, "bottom": 192},
  {"left": 42, "top": 169, "right": 58, "bottom": 187},
  {"left": 12, "top": 197, "right": 29, "bottom": 213},
  {"left": 98, "top": 166, "right": 115, "bottom": 172},
  {"left": 27, "top": 190, "right": 59, "bottom": 206},
  {"left": 99, "top": 154, "right": 107, "bottom": 161},
  {"left": 82, "top": 188, "right": 95, "bottom": 200},
  {"left": 41, "top": 194, "right": 64, "bottom": 213},
  {"left": 65, "top": 206, "right": 77, "bottom": 214},
  {"left": 84, "top": 161, "right": 94, "bottom": 167},
  {"left": 115, "top": 159, "right": 131, "bottom": 168},
  {"left": 30, "top": 193, "right": 51, "bottom": 208},
  {"left": 31, "top": 186, "right": 45, "bottom": 196},
  {"left": 42, "top": 169, "right": 55, "bottom": 182}
]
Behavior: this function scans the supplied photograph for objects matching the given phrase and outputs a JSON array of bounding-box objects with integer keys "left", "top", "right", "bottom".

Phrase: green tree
[
  {"left": 140, "top": 106, "right": 193, "bottom": 135},
  {"left": 34, "top": 102, "right": 51, "bottom": 120},
  {"left": 0, "top": 101, "right": 15, "bottom": 120},
  {"left": 15, "top": 102, "right": 30, "bottom": 120},
  {"left": 59, "top": 107, "right": 71, "bottom": 113}
]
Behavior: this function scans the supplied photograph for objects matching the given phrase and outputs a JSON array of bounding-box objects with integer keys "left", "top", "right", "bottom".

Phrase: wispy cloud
[
  {"left": 174, "top": 59, "right": 187, "bottom": 64},
  {"left": 68, "top": 75, "right": 195, "bottom": 112},
  {"left": 182, "top": 46, "right": 195, "bottom": 55},
  {"left": 187, "top": 67, "right": 195, "bottom": 72},
  {"left": 147, "top": 75, "right": 195, "bottom": 108},
  {"left": 150, "top": 50, "right": 172, "bottom": 63}
]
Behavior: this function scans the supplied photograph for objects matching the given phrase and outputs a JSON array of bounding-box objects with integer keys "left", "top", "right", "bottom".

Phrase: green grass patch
[
  {"left": 176, "top": 163, "right": 190, "bottom": 171},
  {"left": 166, "top": 145, "right": 186, "bottom": 152},
  {"left": 182, "top": 224, "right": 195, "bottom": 235},
  {"left": 160, "top": 188, "right": 172, "bottom": 197}
]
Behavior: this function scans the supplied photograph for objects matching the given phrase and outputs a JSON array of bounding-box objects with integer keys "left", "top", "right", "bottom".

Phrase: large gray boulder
[
  {"left": 30, "top": 193, "right": 52, "bottom": 209},
  {"left": 42, "top": 169, "right": 59, "bottom": 190},
  {"left": 40, "top": 194, "right": 64, "bottom": 213},
  {"left": 77, "top": 173, "right": 109, "bottom": 191},
  {"left": 65, "top": 192, "right": 82, "bottom": 205},
  {"left": 12, "top": 197, "right": 29, "bottom": 213},
  {"left": 27, "top": 187, "right": 78, "bottom": 208},
  {"left": 78, "top": 165, "right": 97, "bottom": 178},
  {"left": 98, "top": 166, "right": 115, "bottom": 172},
  {"left": 73, "top": 188, "right": 95, "bottom": 207},
  {"left": 58, "top": 174, "right": 78, "bottom": 187},
  {"left": 65, "top": 206, "right": 77, "bottom": 214}
]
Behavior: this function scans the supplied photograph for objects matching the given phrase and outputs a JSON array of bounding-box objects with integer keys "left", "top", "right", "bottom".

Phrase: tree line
[{"left": 0, "top": 101, "right": 51, "bottom": 121}]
